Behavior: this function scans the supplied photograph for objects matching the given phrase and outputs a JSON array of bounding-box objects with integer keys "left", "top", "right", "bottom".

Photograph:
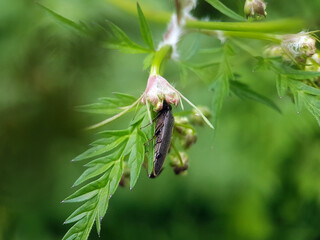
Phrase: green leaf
[
  {"left": 276, "top": 74, "right": 288, "bottom": 98},
  {"left": 205, "top": 0, "right": 245, "bottom": 21},
  {"left": 62, "top": 216, "right": 94, "bottom": 240},
  {"left": 84, "top": 148, "right": 124, "bottom": 167},
  {"left": 76, "top": 93, "right": 137, "bottom": 115},
  {"left": 143, "top": 53, "right": 155, "bottom": 70},
  {"left": 293, "top": 90, "right": 303, "bottom": 114},
  {"left": 64, "top": 197, "right": 97, "bottom": 224},
  {"left": 96, "top": 182, "right": 111, "bottom": 235},
  {"left": 73, "top": 162, "right": 114, "bottom": 187},
  {"left": 72, "top": 145, "right": 109, "bottom": 162},
  {"left": 90, "top": 136, "right": 128, "bottom": 150},
  {"left": 63, "top": 173, "right": 109, "bottom": 203},
  {"left": 38, "top": 3, "right": 86, "bottom": 34},
  {"left": 230, "top": 80, "right": 281, "bottom": 113},
  {"left": 128, "top": 129, "right": 145, "bottom": 189},
  {"left": 137, "top": 3, "right": 154, "bottom": 50},
  {"left": 109, "top": 157, "right": 124, "bottom": 196},
  {"left": 279, "top": 66, "right": 320, "bottom": 80},
  {"left": 111, "top": 92, "right": 137, "bottom": 104},
  {"left": 210, "top": 45, "right": 233, "bottom": 125},
  {"left": 211, "top": 73, "right": 229, "bottom": 125},
  {"left": 304, "top": 95, "right": 320, "bottom": 126},
  {"left": 104, "top": 20, "right": 151, "bottom": 53},
  {"left": 289, "top": 80, "right": 320, "bottom": 96}
]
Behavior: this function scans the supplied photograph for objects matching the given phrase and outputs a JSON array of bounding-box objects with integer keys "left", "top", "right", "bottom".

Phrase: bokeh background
[{"left": 1, "top": 0, "right": 320, "bottom": 239}]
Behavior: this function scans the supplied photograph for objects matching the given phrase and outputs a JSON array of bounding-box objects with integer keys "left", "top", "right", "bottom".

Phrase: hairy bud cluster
[
  {"left": 281, "top": 32, "right": 316, "bottom": 60},
  {"left": 305, "top": 53, "right": 320, "bottom": 72},
  {"left": 175, "top": 117, "right": 197, "bottom": 149},
  {"left": 190, "top": 106, "right": 212, "bottom": 126},
  {"left": 170, "top": 152, "right": 189, "bottom": 175},
  {"left": 244, "top": 0, "right": 267, "bottom": 20}
]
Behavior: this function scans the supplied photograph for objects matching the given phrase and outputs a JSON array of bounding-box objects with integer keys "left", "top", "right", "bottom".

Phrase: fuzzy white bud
[{"left": 281, "top": 32, "right": 316, "bottom": 60}]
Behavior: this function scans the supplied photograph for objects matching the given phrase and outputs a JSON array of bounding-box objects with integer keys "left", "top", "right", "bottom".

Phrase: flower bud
[
  {"left": 183, "top": 129, "right": 197, "bottom": 149},
  {"left": 281, "top": 32, "right": 316, "bottom": 61},
  {"left": 263, "top": 45, "right": 283, "bottom": 58},
  {"left": 190, "top": 106, "right": 212, "bottom": 126},
  {"left": 305, "top": 53, "right": 320, "bottom": 72},
  {"left": 170, "top": 152, "right": 189, "bottom": 175},
  {"left": 142, "top": 74, "right": 180, "bottom": 111},
  {"left": 244, "top": 0, "right": 267, "bottom": 20}
]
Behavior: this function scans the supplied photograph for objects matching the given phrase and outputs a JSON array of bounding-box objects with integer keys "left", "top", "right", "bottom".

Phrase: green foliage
[
  {"left": 137, "top": 3, "right": 154, "bottom": 50},
  {"left": 255, "top": 57, "right": 320, "bottom": 125},
  {"left": 230, "top": 80, "right": 281, "bottom": 113},
  {"left": 63, "top": 95, "right": 153, "bottom": 239},
  {"left": 75, "top": 93, "right": 137, "bottom": 115},
  {"left": 210, "top": 44, "right": 233, "bottom": 125},
  {"left": 205, "top": 0, "right": 245, "bottom": 21},
  {"left": 39, "top": 3, "right": 154, "bottom": 54}
]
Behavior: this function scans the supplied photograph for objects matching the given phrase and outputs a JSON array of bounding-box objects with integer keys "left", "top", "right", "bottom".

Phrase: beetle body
[{"left": 150, "top": 101, "right": 174, "bottom": 178}]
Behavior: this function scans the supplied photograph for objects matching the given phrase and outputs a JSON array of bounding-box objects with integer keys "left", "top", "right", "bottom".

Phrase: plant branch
[
  {"left": 150, "top": 45, "right": 172, "bottom": 75},
  {"left": 106, "top": 0, "right": 305, "bottom": 33}
]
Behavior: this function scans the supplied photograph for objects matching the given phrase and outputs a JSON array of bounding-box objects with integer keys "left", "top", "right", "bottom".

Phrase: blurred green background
[{"left": 1, "top": 0, "right": 320, "bottom": 239}]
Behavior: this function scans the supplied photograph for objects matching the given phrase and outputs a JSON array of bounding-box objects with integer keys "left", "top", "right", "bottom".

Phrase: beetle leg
[{"left": 140, "top": 112, "right": 161, "bottom": 129}]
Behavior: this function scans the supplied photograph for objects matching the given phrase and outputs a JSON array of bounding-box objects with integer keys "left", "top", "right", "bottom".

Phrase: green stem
[
  {"left": 106, "top": 0, "right": 305, "bottom": 33},
  {"left": 186, "top": 19, "right": 305, "bottom": 33},
  {"left": 150, "top": 45, "right": 172, "bottom": 75},
  {"left": 198, "top": 29, "right": 282, "bottom": 43},
  {"left": 171, "top": 142, "right": 184, "bottom": 166}
]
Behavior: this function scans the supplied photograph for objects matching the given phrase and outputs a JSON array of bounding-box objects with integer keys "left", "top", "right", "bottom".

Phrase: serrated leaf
[
  {"left": 73, "top": 145, "right": 109, "bottom": 162},
  {"left": 293, "top": 90, "right": 303, "bottom": 113},
  {"left": 276, "top": 74, "right": 288, "bottom": 98},
  {"left": 97, "top": 182, "right": 111, "bottom": 220},
  {"left": 97, "top": 128, "right": 131, "bottom": 138},
  {"left": 143, "top": 53, "right": 155, "bottom": 70},
  {"left": 62, "top": 215, "right": 94, "bottom": 240},
  {"left": 84, "top": 147, "right": 124, "bottom": 167},
  {"left": 205, "top": 0, "right": 245, "bottom": 21},
  {"left": 128, "top": 129, "right": 145, "bottom": 189},
  {"left": 76, "top": 93, "right": 137, "bottom": 115},
  {"left": 211, "top": 74, "right": 229, "bottom": 125},
  {"left": 289, "top": 80, "right": 320, "bottom": 96},
  {"left": 75, "top": 102, "right": 121, "bottom": 115},
  {"left": 279, "top": 66, "right": 320, "bottom": 80},
  {"left": 137, "top": 3, "right": 154, "bottom": 50},
  {"left": 304, "top": 95, "right": 320, "bottom": 125},
  {"left": 111, "top": 92, "right": 137, "bottom": 104},
  {"left": 73, "top": 162, "right": 114, "bottom": 187},
  {"left": 109, "top": 157, "right": 124, "bottom": 196},
  {"left": 230, "top": 80, "right": 281, "bottom": 113},
  {"left": 104, "top": 20, "right": 151, "bottom": 53},
  {"left": 64, "top": 197, "right": 97, "bottom": 224},
  {"left": 38, "top": 3, "right": 86, "bottom": 34},
  {"left": 90, "top": 135, "right": 128, "bottom": 150},
  {"left": 64, "top": 173, "right": 109, "bottom": 203},
  {"left": 96, "top": 182, "right": 111, "bottom": 235},
  {"left": 131, "top": 105, "right": 148, "bottom": 126}
]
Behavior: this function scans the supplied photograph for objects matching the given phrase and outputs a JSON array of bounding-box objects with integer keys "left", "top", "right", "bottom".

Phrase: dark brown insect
[{"left": 149, "top": 101, "right": 174, "bottom": 178}]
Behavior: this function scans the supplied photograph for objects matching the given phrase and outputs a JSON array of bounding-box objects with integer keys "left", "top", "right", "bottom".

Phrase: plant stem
[
  {"left": 198, "top": 29, "right": 282, "bottom": 43},
  {"left": 150, "top": 45, "right": 172, "bottom": 75},
  {"left": 186, "top": 19, "right": 305, "bottom": 33},
  {"left": 171, "top": 142, "right": 184, "bottom": 166},
  {"left": 106, "top": 0, "right": 305, "bottom": 33}
]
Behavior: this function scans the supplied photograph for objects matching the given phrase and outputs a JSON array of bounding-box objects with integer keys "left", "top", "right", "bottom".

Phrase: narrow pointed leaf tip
[
  {"left": 177, "top": 90, "right": 214, "bottom": 129},
  {"left": 205, "top": 0, "right": 245, "bottom": 21},
  {"left": 137, "top": 3, "right": 154, "bottom": 50}
]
